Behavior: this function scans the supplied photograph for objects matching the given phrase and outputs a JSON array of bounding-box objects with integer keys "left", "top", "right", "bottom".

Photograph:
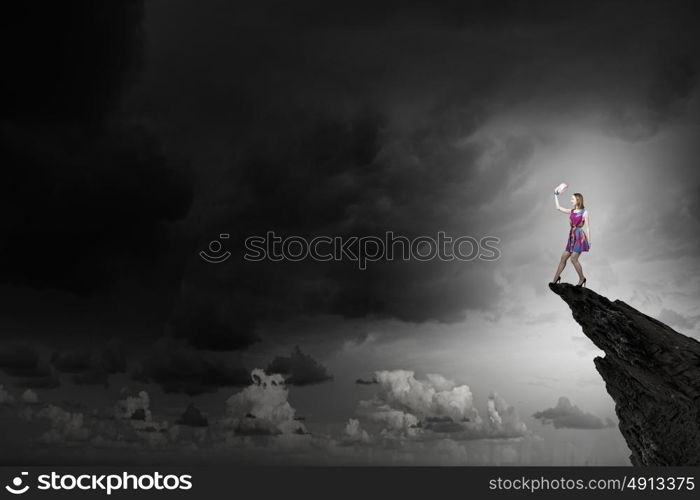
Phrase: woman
[{"left": 550, "top": 191, "right": 590, "bottom": 287}]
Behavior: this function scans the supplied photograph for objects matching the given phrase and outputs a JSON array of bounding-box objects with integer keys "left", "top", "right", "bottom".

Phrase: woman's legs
[
  {"left": 552, "top": 251, "right": 571, "bottom": 281},
  {"left": 570, "top": 251, "right": 585, "bottom": 284}
]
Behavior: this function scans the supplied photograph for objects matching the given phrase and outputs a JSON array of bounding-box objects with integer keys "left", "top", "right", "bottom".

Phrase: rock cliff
[{"left": 549, "top": 283, "right": 700, "bottom": 466}]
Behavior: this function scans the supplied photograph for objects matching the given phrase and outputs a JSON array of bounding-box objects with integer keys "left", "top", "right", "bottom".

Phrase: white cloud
[
  {"left": 114, "top": 390, "right": 152, "bottom": 421},
  {"left": 357, "top": 402, "right": 421, "bottom": 438},
  {"left": 372, "top": 370, "right": 482, "bottom": 422},
  {"left": 533, "top": 396, "right": 615, "bottom": 429},
  {"left": 0, "top": 384, "right": 14, "bottom": 404},
  {"left": 21, "top": 389, "right": 39, "bottom": 404},
  {"left": 38, "top": 405, "right": 90, "bottom": 444},
  {"left": 220, "top": 368, "right": 306, "bottom": 436},
  {"left": 356, "top": 370, "right": 529, "bottom": 440},
  {"left": 19, "top": 404, "right": 89, "bottom": 444},
  {"left": 343, "top": 418, "right": 371, "bottom": 443},
  {"left": 113, "top": 390, "right": 172, "bottom": 446},
  {"left": 487, "top": 392, "right": 528, "bottom": 436}
]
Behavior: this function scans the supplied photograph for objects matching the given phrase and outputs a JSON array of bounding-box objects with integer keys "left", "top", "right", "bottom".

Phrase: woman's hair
[{"left": 573, "top": 192, "right": 585, "bottom": 209}]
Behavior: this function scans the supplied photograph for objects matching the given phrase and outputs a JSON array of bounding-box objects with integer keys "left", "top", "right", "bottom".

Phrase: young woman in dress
[{"left": 550, "top": 191, "right": 590, "bottom": 287}]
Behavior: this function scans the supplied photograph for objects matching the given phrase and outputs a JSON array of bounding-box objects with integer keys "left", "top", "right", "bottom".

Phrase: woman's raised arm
[{"left": 554, "top": 193, "right": 570, "bottom": 214}]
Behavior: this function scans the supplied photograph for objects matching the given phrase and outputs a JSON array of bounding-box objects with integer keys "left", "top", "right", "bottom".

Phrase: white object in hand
[{"left": 554, "top": 182, "right": 568, "bottom": 195}]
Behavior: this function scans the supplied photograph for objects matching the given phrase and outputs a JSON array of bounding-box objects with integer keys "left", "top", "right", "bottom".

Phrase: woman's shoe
[
  {"left": 576, "top": 277, "right": 587, "bottom": 287},
  {"left": 550, "top": 276, "right": 561, "bottom": 285}
]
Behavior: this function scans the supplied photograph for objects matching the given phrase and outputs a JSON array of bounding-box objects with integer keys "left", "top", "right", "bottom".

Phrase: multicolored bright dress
[{"left": 565, "top": 208, "right": 589, "bottom": 252}]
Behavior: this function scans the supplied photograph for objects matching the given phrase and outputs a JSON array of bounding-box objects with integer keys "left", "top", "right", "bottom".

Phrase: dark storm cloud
[
  {"left": 169, "top": 109, "right": 518, "bottom": 335},
  {"left": 131, "top": 339, "right": 250, "bottom": 395},
  {"left": 355, "top": 377, "right": 378, "bottom": 385},
  {"left": 71, "top": 369, "right": 112, "bottom": 388},
  {"left": 166, "top": 289, "right": 259, "bottom": 351},
  {"left": 16, "top": 375, "right": 60, "bottom": 390},
  {"left": 141, "top": 0, "right": 556, "bottom": 333},
  {"left": 265, "top": 346, "right": 333, "bottom": 386},
  {"left": 533, "top": 396, "right": 615, "bottom": 430},
  {"left": 1, "top": 2, "right": 143, "bottom": 123},
  {"left": 604, "top": 48, "right": 698, "bottom": 141},
  {"left": 3, "top": 0, "right": 700, "bottom": 379},
  {"left": 0, "top": 1, "right": 192, "bottom": 296},
  {"left": 1, "top": 122, "right": 193, "bottom": 295},
  {"left": 0, "top": 345, "right": 42, "bottom": 377},
  {"left": 176, "top": 404, "right": 209, "bottom": 427},
  {"left": 647, "top": 52, "right": 697, "bottom": 123},
  {"left": 50, "top": 338, "right": 127, "bottom": 387},
  {"left": 142, "top": 0, "right": 700, "bottom": 342},
  {"left": 100, "top": 338, "right": 129, "bottom": 374},
  {"left": 51, "top": 349, "right": 92, "bottom": 373},
  {"left": 0, "top": 345, "right": 58, "bottom": 388}
]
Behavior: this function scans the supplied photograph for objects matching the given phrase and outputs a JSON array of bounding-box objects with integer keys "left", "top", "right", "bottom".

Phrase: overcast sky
[{"left": 1, "top": 0, "right": 699, "bottom": 465}]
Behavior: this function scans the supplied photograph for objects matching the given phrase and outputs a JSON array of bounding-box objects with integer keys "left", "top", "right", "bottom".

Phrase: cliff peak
[{"left": 549, "top": 283, "right": 700, "bottom": 466}]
